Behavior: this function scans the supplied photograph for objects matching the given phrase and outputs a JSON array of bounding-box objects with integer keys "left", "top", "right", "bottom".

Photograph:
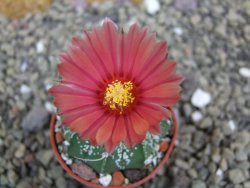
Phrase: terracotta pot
[{"left": 50, "top": 108, "right": 179, "bottom": 188}]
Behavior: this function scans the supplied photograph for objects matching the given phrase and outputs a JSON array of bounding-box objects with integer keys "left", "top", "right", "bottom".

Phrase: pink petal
[
  {"left": 112, "top": 116, "right": 127, "bottom": 144},
  {"left": 134, "top": 41, "right": 167, "bottom": 81},
  {"left": 130, "top": 33, "right": 156, "bottom": 75},
  {"left": 123, "top": 24, "right": 148, "bottom": 79},
  {"left": 61, "top": 104, "right": 100, "bottom": 125},
  {"left": 70, "top": 109, "right": 104, "bottom": 134},
  {"left": 57, "top": 62, "right": 98, "bottom": 91},
  {"left": 141, "top": 83, "right": 181, "bottom": 98},
  {"left": 125, "top": 116, "right": 145, "bottom": 148},
  {"left": 80, "top": 113, "right": 109, "bottom": 139},
  {"left": 129, "top": 112, "right": 149, "bottom": 135},
  {"left": 49, "top": 83, "right": 96, "bottom": 96},
  {"left": 96, "top": 116, "right": 116, "bottom": 145},
  {"left": 54, "top": 95, "right": 97, "bottom": 112},
  {"left": 66, "top": 46, "right": 103, "bottom": 82}
]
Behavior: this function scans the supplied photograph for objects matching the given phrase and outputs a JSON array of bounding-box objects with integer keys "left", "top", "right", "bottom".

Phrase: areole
[{"left": 50, "top": 107, "right": 179, "bottom": 188}]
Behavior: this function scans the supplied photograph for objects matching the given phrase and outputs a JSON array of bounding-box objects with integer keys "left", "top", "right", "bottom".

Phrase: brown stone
[
  {"left": 71, "top": 162, "right": 97, "bottom": 181},
  {"left": 111, "top": 171, "right": 125, "bottom": 186},
  {"left": 55, "top": 132, "right": 63, "bottom": 144},
  {"left": 159, "top": 141, "right": 169, "bottom": 152}
]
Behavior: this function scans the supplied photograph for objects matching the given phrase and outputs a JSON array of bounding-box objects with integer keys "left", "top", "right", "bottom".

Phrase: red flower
[{"left": 49, "top": 18, "right": 184, "bottom": 153}]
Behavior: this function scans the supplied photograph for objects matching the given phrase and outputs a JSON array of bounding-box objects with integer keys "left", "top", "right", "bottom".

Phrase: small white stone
[
  {"left": 61, "top": 153, "right": 67, "bottom": 161},
  {"left": 216, "top": 168, "right": 223, "bottom": 177},
  {"left": 66, "top": 158, "right": 73, "bottom": 165},
  {"left": 20, "top": 84, "right": 31, "bottom": 94},
  {"left": 144, "top": 155, "right": 153, "bottom": 165},
  {"left": 63, "top": 140, "right": 70, "bottom": 146},
  {"left": 239, "top": 67, "right": 250, "bottom": 78},
  {"left": 191, "top": 88, "right": 212, "bottom": 108},
  {"left": 45, "top": 101, "right": 56, "bottom": 113},
  {"left": 192, "top": 111, "right": 203, "bottom": 122},
  {"left": 144, "top": 0, "right": 160, "bottom": 15},
  {"left": 99, "top": 174, "right": 112, "bottom": 186},
  {"left": 124, "top": 178, "right": 129, "bottom": 185},
  {"left": 20, "top": 62, "right": 28, "bottom": 72},
  {"left": 228, "top": 120, "right": 236, "bottom": 131},
  {"left": 36, "top": 40, "right": 44, "bottom": 53},
  {"left": 55, "top": 127, "right": 60, "bottom": 133},
  {"left": 173, "top": 27, "right": 183, "bottom": 35}
]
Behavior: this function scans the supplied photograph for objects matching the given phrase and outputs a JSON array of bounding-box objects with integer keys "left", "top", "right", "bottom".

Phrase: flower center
[{"left": 103, "top": 80, "right": 135, "bottom": 113}]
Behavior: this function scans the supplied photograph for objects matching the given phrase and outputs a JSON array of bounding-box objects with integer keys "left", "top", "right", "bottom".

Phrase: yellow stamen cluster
[{"left": 103, "top": 80, "right": 135, "bottom": 113}]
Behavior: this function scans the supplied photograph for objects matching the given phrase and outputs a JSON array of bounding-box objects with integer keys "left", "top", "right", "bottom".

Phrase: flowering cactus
[{"left": 50, "top": 18, "right": 183, "bottom": 186}]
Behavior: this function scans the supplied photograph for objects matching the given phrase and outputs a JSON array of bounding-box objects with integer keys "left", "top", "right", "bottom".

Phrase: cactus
[{"left": 62, "top": 119, "right": 171, "bottom": 174}]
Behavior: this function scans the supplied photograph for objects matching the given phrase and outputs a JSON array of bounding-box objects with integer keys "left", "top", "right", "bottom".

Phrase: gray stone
[
  {"left": 175, "top": 159, "right": 190, "bottom": 170},
  {"left": 14, "top": 144, "right": 26, "bottom": 158},
  {"left": 35, "top": 150, "right": 53, "bottom": 166},
  {"left": 228, "top": 168, "right": 246, "bottom": 184},
  {"left": 16, "top": 180, "right": 33, "bottom": 188},
  {"left": 235, "top": 148, "right": 248, "bottom": 162},
  {"left": 21, "top": 106, "right": 49, "bottom": 132},
  {"left": 192, "top": 180, "right": 206, "bottom": 188},
  {"left": 174, "top": 0, "right": 197, "bottom": 11},
  {"left": 244, "top": 181, "right": 250, "bottom": 188},
  {"left": 199, "top": 117, "right": 213, "bottom": 129},
  {"left": 7, "top": 170, "right": 18, "bottom": 185},
  {"left": 56, "top": 177, "right": 67, "bottom": 188}
]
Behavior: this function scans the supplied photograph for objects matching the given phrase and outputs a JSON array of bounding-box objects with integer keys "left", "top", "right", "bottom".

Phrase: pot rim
[{"left": 50, "top": 108, "right": 179, "bottom": 188}]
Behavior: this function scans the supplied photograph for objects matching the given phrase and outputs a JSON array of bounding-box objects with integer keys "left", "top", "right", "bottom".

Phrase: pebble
[
  {"left": 36, "top": 40, "right": 45, "bottom": 53},
  {"left": 192, "top": 180, "right": 206, "bottom": 188},
  {"left": 21, "top": 106, "right": 49, "bottom": 132},
  {"left": 55, "top": 132, "right": 64, "bottom": 144},
  {"left": 239, "top": 67, "right": 250, "bottom": 78},
  {"left": 124, "top": 169, "right": 148, "bottom": 183},
  {"left": 159, "top": 140, "right": 169, "bottom": 152},
  {"left": 174, "top": 0, "right": 197, "bottom": 11},
  {"left": 20, "top": 84, "right": 31, "bottom": 94},
  {"left": 199, "top": 117, "right": 213, "bottom": 129},
  {"left": 173, "top": 27, "right": 183, "bottom": 35},
  {"left": 111, "top": 171, "right": 125, "bottom": 186},
  {"left": 99, "top": 174, "right": 112, "bottom": 186},
  {"left": 56, "top": 177, "right": 67, "bottom": 188},
  {"left": 45, "top": 101, "right": 56, "bottom": 113},
  {"left": 192, "top": 111, "right": 203, "bottom": 122},
  {"left": 144, "top": 0, "right": 160, "bottom": 15},
  {"left": 228, "top": 120, "right": 236, "bottom": 131},
  {"left": 228, "top": 168, "right": 246, "bottom": 184},
  {"left": 14, "top": 144, "right": 26, "bottom": 158},
  {"left": 36, "top": 150, "right": 53, "bottom": 166},
  {"left": 191, "top": 88, "right": 212, "bottom": 108},
  {"left": 66, "top": 158, "right": 73, "bottom": 165},
  {"left": 216, "top": 168, "right": 223, "bottom": 178},
  {"left": 71, "top": 162, "right": 97, "bottom": 181},
  {"left": 20, "top": 62, "right": 28, "bottom": 72}
]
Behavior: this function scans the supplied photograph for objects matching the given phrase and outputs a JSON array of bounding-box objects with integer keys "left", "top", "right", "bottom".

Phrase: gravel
[{"left": 0, "top": 0, "right": 249, "bottom": 187}]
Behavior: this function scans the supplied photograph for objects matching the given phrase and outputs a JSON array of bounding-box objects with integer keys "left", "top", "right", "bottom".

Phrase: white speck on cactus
[
  {"left": 63, "top": 140, "right": 70, "bottom": 146},
  {"left": 144, "top": 155, "right": 153, "bottom": 165}
]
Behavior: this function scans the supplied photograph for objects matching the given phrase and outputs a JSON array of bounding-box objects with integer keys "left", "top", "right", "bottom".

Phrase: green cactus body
[{"left": 62, "top": 119, "right": 171, "bottom": 174}]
